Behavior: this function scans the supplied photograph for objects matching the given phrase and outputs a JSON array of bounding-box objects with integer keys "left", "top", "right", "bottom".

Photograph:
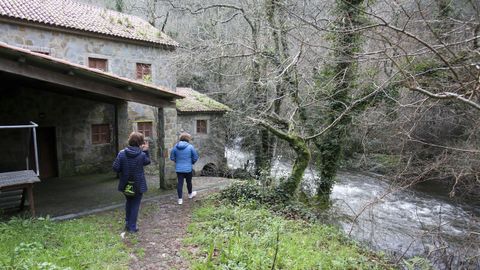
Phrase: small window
[
  {"left": 137, "top": 122, "right": 153, "bottom": 138},
  {"left": 136, "top": 63, "right": 152, "bottom": 81},
  {"left": 88, "top": 57, "right": 108, "bottom": 72},
  {"left": 92, "top": 124, "right": 110, "bottom": 144},
  {"left": 196, "top": 120, "right": 208, "bottom": 134}
]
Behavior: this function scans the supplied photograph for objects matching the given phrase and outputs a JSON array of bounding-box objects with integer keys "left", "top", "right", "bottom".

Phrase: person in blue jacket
[
  {"left": 113, "top": 132, "right": 150, "bottom": 233},
  {"left": 170, "top": 132, "right": 199, "bottom": 205}
]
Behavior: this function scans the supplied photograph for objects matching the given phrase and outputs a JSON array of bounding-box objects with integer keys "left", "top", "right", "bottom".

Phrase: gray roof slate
[{"left": 0, "top": 0, "right": 178, "bottom": 47}]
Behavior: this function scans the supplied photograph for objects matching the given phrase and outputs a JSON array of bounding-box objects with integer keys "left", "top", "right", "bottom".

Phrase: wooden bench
[{"left": 0, "top": 170, "right": 41, "bottom": 217}]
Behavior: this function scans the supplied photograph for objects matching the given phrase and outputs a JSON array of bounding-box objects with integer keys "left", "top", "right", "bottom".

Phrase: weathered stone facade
[
  {"left": 0, "top": 87, "right": 116, "bottom": 177},
  {"left": 176, "top": 113, "right": 227, "bottom": 176},
  {"left": 0, "top": 20, "right": 179, "bottom": 185},
  {"left": 0, "top": 23, "right": 176, "bottom": 89},
  {"left": 160, "top": 108, "right": 178, "bottom": 188}
]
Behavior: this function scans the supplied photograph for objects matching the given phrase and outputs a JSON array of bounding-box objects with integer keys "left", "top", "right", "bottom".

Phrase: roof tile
[{"left": 0, "top": 0, "right": 178, "bottom": 47}]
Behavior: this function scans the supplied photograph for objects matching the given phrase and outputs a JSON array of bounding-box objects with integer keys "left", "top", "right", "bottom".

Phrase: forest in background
[
  {"left": 57, "top": 0, "right": 480, "bottom": 268},
  {"left": 81, "top": 0, "right": 479, "bottom": 202}
]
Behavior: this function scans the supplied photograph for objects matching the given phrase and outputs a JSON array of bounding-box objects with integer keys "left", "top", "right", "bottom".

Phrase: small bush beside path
[{"left": 184, "top": 198, "right": 395, "bottom": 269}]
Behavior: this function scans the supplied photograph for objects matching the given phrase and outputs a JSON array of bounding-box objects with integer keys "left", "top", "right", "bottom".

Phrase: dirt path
[{"left": 127, "top": 177, "right": 231, "bottom": 270}]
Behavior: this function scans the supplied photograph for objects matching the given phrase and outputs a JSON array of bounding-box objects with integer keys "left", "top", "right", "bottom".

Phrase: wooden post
[
  {"left": 27, "top": 184, "right": 35, "bottom": 217},
  {"left": 20, "top": 187, "right": 27, "bottom": 211}
]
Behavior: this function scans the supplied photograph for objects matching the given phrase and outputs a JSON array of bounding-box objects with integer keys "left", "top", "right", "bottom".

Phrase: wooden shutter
[
  {"left": 92, "top": 124, "right": 110, "bottom": 144},
  {"left": 88, "top": 58, "right": 108, "bottom": 72},
  {"left": 196, "top": 120, "right": 207, "bottom": 134},
  {"left": 136, "top": 63, "right": 152, "bottom": 80},
  {"left": 137, "top": 122, "right": 153, "bottom": 138}
]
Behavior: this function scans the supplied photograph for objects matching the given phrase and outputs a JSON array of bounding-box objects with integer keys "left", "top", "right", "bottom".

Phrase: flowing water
[{"left": 226, "top": 147, "right": 480, "bottom": 269}]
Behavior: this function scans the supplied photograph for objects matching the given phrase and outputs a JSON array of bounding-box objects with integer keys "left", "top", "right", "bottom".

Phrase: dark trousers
[
  {"left": 125, "top": 193, "right": 143, "bottom": 231},
  {"left": 177, "top": 172, "right": 193, "bottom": 199}
]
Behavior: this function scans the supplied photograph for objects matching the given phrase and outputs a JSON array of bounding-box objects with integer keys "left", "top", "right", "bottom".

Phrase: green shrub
[
  {"left": 219, "top": 182, "right": 335, "bottom": 223},
  {"left": 0, "top": 215, "right": 128, "bottom": 270},
  {"left": 218, "top": 181, "right": 267, "bottom": 204}
]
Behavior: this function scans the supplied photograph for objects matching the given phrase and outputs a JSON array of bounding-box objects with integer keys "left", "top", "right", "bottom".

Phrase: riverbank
[
  {"left": 0, "top": 179, "right": 398, "bottom": 269},
  {"left": 185, "top": 197, "right": 394, "bottom": 269}
]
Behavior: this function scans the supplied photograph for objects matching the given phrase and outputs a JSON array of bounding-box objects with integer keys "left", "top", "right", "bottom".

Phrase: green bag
[
  {"left": 123, "top": 155, "right": 140, "bottom": 197},
  {"left": 123, "top": 180, "right": 136, "bottom": 197}
]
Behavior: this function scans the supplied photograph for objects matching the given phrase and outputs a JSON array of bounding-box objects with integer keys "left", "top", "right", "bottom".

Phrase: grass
[
  {"left": 0, "top": 211, "right": 129, "bottom": 270},
  {"left": 185, "top": 200, "right": 394, "bottom": 270}
]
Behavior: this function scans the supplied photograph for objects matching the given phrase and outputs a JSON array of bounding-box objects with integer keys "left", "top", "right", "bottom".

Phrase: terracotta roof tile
[
  {"left": 176, "top": 87, "right": 231, "bottom": 113},
  {"left": 0, "top": 0, "right": 178, "bottom": 47}
]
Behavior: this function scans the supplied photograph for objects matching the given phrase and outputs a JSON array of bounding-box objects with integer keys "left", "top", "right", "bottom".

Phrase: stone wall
[
  {"left": 0, "top": 20, "right": 179, "bottom": 183},
  {"left": 161, "top": 107, "right": 178, "bottom": 188},
  {"left": 0, "top": 22, "right": 176, "bottom": 89},
  {"left": 126, "top": 102, "right": 159, "bottom": 166},
  {"left": 0, "top": 87, "right": 116, "bottom": 177},
  {"left": 176, "top": 113, "right": 227, "bottom": 175}
]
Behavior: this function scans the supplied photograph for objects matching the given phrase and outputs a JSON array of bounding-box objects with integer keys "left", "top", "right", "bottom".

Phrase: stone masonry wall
[
  {"left": 162, "top": 107, "right": 178, "bottom": 188},
  {"left": 0, "top": 21, "right": 179, "bottom": 182},
  {"left": 126, "top": 102, "right": 159, "bottom": 166},
  {"left": 0, "top": 87, "right": 116, "bottom": 177},
  {"left": 0, "top": 22, "right": 176, "bottom": 89}
]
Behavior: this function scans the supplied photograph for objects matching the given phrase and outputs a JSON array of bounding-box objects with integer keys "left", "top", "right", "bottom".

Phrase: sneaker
[
  {"left": 178, "top": 198, "right": 183, "bottom": 205},
  {"left": 188, "top": 191, "right": 197, "bottom": 199}
]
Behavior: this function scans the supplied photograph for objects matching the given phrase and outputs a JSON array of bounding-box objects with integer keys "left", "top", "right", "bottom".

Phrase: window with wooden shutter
[
  {"left": 88, "top": 57, "right": 108, "bottom": 72},
  {"left": 137, "top": 122, "right": 153, "bottom": 138},
  {"left": 196, "top": 120, "right": 208, "bottom": 134},
  {"left": 136, "top": 63, "right": 152, "bottom": 81},
  {"left": 91, "top": 124, "right": 110, "bottom": 144}
]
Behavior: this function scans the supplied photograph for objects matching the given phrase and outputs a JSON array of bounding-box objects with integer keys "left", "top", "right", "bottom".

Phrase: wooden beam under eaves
[{"left": 0, "top": 57, "right": 175, "bottom": 108}]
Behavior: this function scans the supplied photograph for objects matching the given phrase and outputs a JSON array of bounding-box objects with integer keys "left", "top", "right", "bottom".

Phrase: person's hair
[
  {"left": 128, "top": 132, "right": 144, "bottom": 147},
  {"left": 179, "top": 132, "right": 192, "bottom": 142}
]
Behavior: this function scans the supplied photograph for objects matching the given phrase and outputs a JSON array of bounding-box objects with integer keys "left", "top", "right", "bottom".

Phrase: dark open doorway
[{"left": 31, "top": 127, "right": 58, "bottom": 179}]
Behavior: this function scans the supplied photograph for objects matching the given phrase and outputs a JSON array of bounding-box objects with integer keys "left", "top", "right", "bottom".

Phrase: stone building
[
  {"left": 0, "top": 0, "right": 184, "bottom": 188},
  {"left": 175, "top": 88, "right": 230, "bottom": 176}
]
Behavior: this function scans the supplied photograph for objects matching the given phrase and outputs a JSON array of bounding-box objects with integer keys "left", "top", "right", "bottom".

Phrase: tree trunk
[
  {"left": 278, "top": 136, "right": 311, "bottom": 196},
  {"left": 314, "top": 0, "right": 364, "bottom": 200},
  {"left": 255, "top": 119, "right": 311, "bottom": 197}
]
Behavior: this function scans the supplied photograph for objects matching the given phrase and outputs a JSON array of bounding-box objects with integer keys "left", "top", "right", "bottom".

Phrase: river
[{"left": 226, "top": 147, "right": 480, "bottom": 269}]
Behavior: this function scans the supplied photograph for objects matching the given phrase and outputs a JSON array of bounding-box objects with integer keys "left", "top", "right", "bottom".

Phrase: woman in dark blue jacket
[
  {"left": 113, "top": 132, "right": 150, "bottom": 233},
  {"left": 170, "top": 132, "right": 199, "bottom": 205}
]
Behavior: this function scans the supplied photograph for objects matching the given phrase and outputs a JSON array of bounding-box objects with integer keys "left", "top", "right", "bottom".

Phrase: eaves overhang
[{"left": 0, "top": 42, "right": 185, "bottom": 107}]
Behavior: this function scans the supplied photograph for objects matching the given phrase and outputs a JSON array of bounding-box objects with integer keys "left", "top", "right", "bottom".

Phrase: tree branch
[
  {"left": 247, "top": 117, "right": 291, "bottom": 141},
  {"left": 305, "top": 74, "right": 396, "bottom": 141},
  {"left": 410, "top": 86, "right": 480, "bottom": 111}
]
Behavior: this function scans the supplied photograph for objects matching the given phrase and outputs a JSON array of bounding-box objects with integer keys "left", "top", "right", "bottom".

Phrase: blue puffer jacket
[
  {"left": 170, "top": 141, "right": 199, "bottom": 173},
  {"left": 113, "top": 146, "right": 151, "bottom": 193}
]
